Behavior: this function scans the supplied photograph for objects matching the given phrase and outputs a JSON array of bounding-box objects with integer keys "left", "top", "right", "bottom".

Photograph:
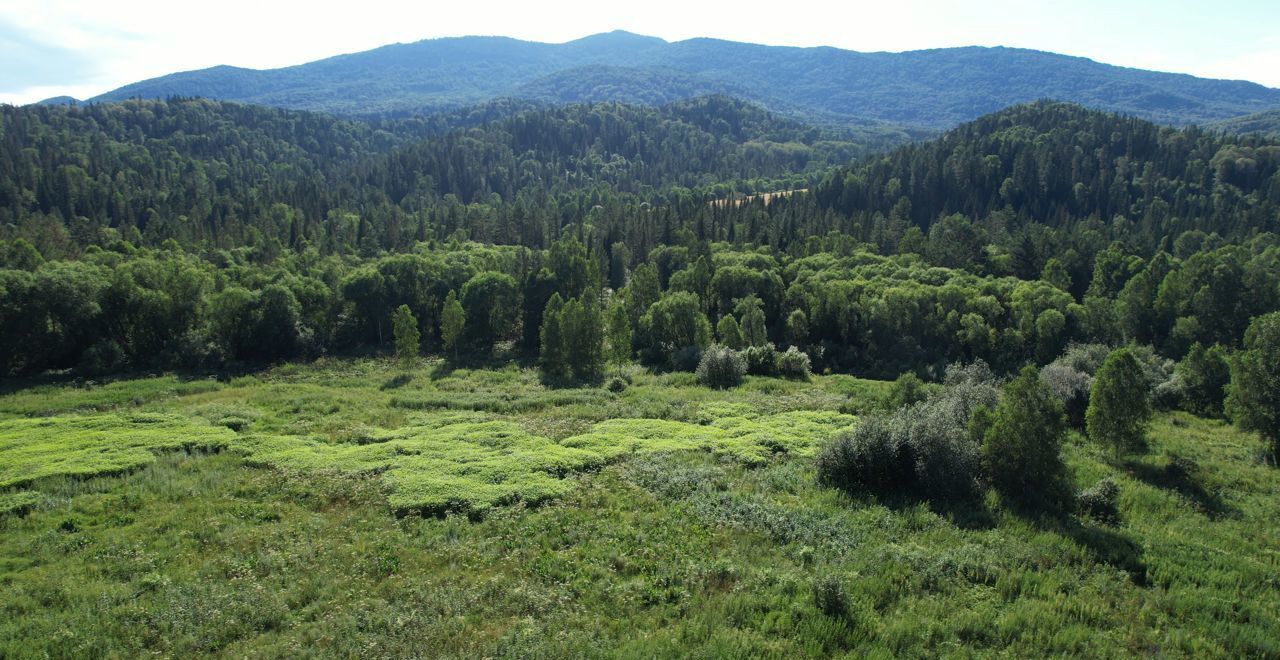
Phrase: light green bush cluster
[
  {"left": 0, "top": 404, "right": 852, "bottom": 516},
  {"left": 0, "top": 413, "right": 236, "bottom": 488}
]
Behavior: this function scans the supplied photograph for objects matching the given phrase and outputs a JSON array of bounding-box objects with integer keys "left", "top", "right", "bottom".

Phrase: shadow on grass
[
  {"left": 1014, "top": 506, "right": 1148, "bottom": 586},
  {"left": 1125, "top": 456, "right": 1240, "bottom": 520},
  {"left": 379, "top": 373, "right": 414, "bottom": 390},
  {"left": 869, "top": 490, "right": 998, "bottom": 531}
]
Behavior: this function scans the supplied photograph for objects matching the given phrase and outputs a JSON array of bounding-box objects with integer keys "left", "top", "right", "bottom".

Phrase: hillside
[
  {"left": 1208, "top": 108, "right": 1280, "bottom": 137},
  {"left": 0, "top": 95, "right": 899, "bottom": 253},
  {"left": 814, "top": 101, "right": 1280, "bottom": 247},
  {"left": 88, "top": 31, "right": 1280, "bottom": 129}
]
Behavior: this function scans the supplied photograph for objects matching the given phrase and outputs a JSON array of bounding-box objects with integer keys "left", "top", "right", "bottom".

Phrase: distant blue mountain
[
  {"left": 89, "top": 30, "right": 1280, "bottom": 129},
  {"left": 36, "top": 96, "right": 79, "bottom": 106}
]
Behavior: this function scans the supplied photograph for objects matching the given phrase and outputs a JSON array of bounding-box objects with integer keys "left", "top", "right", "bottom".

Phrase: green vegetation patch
[
  {"left": 0, "top": 413, "right": 236, "bottom": 488},
  {"left": 0, "top": 377, "right": 223, "bottom": 417},
  {"left": 0, "top": 491, "right": 41, "bottom": 516},
  {"left": 564, "top": 410, "right": 855, "bottom": 466},
  {"left": 242, "top": 410, "right": 854, "bottom": 515}
]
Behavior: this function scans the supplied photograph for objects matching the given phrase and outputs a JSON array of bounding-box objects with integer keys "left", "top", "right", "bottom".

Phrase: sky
[{"left": 3, "top": 0, "right": 1279, "bottom": 105}]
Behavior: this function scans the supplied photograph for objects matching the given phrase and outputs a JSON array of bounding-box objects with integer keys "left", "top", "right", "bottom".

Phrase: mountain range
[{"left": 73, "top": 31, "right": 1280, "bottom": 131}]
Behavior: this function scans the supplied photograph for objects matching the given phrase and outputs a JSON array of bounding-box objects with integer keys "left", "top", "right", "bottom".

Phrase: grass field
[{"left": 1, "top": 358, "right": 1277, "bottom": 657}]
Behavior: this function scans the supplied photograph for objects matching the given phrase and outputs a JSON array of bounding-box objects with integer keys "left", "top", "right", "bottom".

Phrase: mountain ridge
[{"left": 83, "top": 32, "right": 1280, "bottom": 130}]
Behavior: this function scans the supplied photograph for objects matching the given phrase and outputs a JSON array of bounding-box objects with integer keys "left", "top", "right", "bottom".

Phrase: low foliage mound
[{"left": 0, "top": 413, "right": 236, "bottom": 488}]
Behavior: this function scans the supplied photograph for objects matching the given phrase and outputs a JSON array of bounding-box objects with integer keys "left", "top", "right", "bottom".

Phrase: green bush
[
  {"left": 885, "top": 372, "right": 928, "bottom": 411},
  {"left": 1077, "top": 477, "right": 1121, "bottom": 524},
  {"left": 605, "top": 376, "right": 628, "bottom": 393},
  {"left": 1177, "top": 343, "right": 1230, "bottom": 417},
  {"left": 815, "top": 416, "right": 912, "bottom": 494},
  {"left": 742, "top": 343, "right": 778, "bottom": 376},
  {"left": 776, "top": 346, "right": 812, "bottom": 380},
  {"left": 696, "top": 345, "right": 746, "bottom": 389},
  {"left": 811, "top": 574, "right": 848, "bottom": 618}
]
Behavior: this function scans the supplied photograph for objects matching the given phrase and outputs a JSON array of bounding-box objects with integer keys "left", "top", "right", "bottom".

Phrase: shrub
[
  {"left": 1152, "top": 374, "right": 1186, "bottom": 411},
  {"left": 1039, "top": 361, "right": 1092, "bottom": 429},
  {"left": 776, "top": 346, "right": 812, "bottom": 380},
  {"left": 1077, "top": 477, "right": 1120, "bottom": 524},
  {"left": 811, "top": 574, "right": 848, "bottom": 618},
  {"left": 815, "top": 416, "right": 912, "bottom": 494},
  {"left": 605, "top": 376, "right": 628, "bottom": 393},
  {"left": 885, "top": 372, "right": 928, "bottom": 411},
  {"left": 671, "top": 345, "right": 704, "bottom": 372},
  {"left": 1087, "top": 347, "right": 1153, "bottom": 460},
  {"left": 903, "top": 398, "right": 984, "bottom": 498},
  {"left": 742, "top": 343, "right": 778, "bottom": 376},
  {"left": 696, "top": 345, "right": 746, "bottom": 389},
  {"left": 819, "top": 361, "right": 998, "bottom": 501}
]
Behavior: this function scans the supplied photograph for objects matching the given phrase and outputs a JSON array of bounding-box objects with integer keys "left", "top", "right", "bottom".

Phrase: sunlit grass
[{"left": 0, "top": 358, "right": 1275, "bottom": 656}]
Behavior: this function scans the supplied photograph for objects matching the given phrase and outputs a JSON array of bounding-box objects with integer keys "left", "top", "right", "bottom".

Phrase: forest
[{"left": 2, "top": 94, "right": 1279, "bottom": 656}]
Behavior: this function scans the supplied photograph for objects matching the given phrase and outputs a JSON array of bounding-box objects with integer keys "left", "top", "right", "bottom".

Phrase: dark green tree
[
  {"left": 1226, "top": 313, "right": 1280, "bottom": 462},
  {"left": 1087, "top": 347, "right": 1153, "bottom": 459},
  {"left": 982, "top": 365, "right": 1071, "bottom": 508}
]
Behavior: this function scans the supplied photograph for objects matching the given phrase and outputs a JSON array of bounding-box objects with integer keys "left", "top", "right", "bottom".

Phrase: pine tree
[
  {"left": 1086, "top": 347, "right": 1152, "bottom": 459},
  {"left": 392, "top": 304, "right": 419, "bottom": 367}
]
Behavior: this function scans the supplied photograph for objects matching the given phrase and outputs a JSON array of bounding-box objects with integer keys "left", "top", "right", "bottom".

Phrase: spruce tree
[{"left": 540, "top": 294, "right": 568, "bottom": 380}]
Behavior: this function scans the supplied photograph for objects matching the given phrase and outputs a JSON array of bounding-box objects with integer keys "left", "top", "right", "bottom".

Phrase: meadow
[{"left": 1, "top": 358, "right": 1277, "bottom": 657}]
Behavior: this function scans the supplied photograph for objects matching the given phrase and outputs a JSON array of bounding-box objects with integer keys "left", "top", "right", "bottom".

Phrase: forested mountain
[
  {"left": 1209, "top": 108, "right": 1280, "bottom": 137},
  {"left": 815, "top": 101, "right": 1280, "bottom": 253},
  {"left": 87, "top": 31, "right": 1280, "bottom": 129},
  {"left": 0, "top": 95, "right": 884, "bottom": 256}
]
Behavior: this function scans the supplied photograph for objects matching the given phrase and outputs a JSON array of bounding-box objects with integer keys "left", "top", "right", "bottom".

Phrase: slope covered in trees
[
  {"left": 1209, "top": 108, "right": 1280, "bottom": 137},
  {"left": 87, "top": 31, "right": 1280, "bottom": 129},
  {"left": 814, "top": 101, "right": 1280, "bottom": 264},
  {"left": 0, "top": 95, "right": 883, "bottom": 256}
]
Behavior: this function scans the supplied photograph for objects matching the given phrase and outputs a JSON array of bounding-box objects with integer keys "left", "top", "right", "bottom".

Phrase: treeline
[{"left": 3, "top": 227, "right": 1277, "bottom": 380}]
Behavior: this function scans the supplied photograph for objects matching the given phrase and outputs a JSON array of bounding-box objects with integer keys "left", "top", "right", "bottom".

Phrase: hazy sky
[{"left": 3, "top": 0, "right": 1279, "bottom": 104}]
